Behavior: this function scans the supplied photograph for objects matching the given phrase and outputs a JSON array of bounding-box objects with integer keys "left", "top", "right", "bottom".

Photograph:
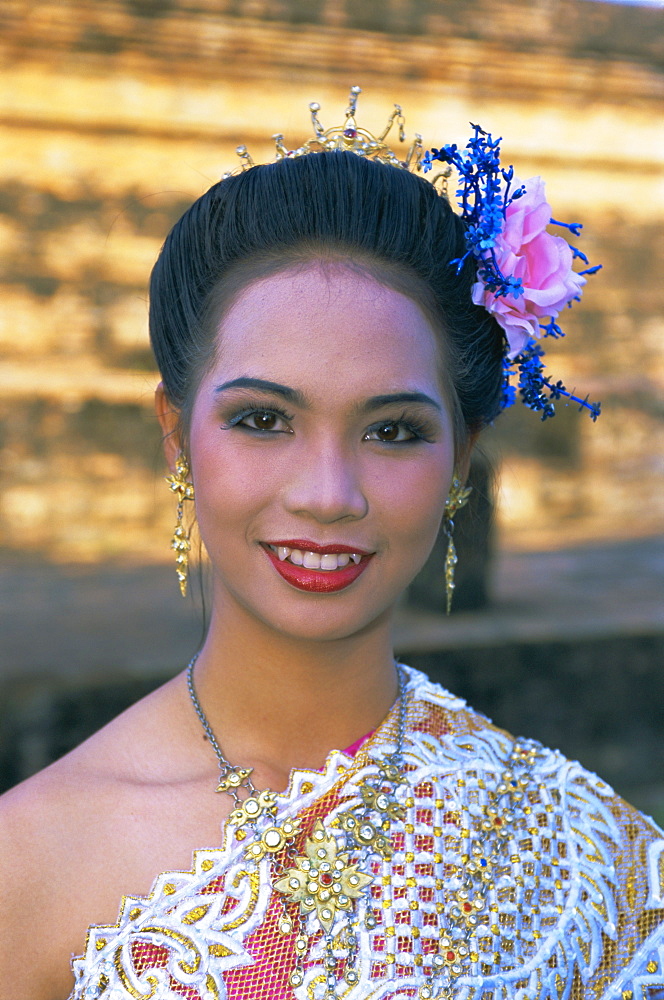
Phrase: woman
[{"left": 0, "top": 89, "right": 661, "bottom": 1000}]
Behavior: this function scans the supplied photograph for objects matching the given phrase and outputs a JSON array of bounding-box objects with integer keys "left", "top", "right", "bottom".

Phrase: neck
[{"left": 187, "top": 597, "right": 399, "bottom": 790}]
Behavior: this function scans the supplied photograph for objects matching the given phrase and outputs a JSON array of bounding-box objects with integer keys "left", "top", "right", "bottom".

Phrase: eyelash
[{"left": 222, "top": 406, "right": 435, "bottom": 443}]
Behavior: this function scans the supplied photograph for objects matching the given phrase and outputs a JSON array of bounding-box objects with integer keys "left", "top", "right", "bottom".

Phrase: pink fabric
[{"left": 343, "top": 730, "right": 374, "bottom": 757}]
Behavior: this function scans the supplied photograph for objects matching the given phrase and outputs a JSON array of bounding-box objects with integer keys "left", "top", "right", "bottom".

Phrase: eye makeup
[{"left": 219, "top": 399, "right": 440, "bottom": 446}]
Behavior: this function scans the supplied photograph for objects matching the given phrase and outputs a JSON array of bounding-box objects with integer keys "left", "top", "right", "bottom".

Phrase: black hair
[{"left": 149, "top": 151, "right": 505, "bottom": 443}]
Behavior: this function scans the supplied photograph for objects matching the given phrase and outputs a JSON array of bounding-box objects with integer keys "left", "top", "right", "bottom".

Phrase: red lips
[{"left": 261, "top": 542, "right": 373, "bottom": 593}]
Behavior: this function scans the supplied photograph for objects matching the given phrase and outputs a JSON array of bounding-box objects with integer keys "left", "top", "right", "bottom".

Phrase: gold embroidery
[
  {"left": 205, "top": 973, "right": 220, "bottom": 999},
  {"left": 219, "top": 870, "right": 261, "bottom": 931},
  {"left": 114, "top": 946, "right": 158, "bottom": 999},
  {"left": 182, "top": 903, "right": 211, "bottom": 924},
  {"left": 209, "top": 943, "right": 233, "bottom": 957},
  {"left": 139, "top": 926, "right": 201, "bottom": 974}
]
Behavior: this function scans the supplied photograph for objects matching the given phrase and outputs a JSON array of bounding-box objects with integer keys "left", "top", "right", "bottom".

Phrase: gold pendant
[
  {"left": 228, "top": 789, "right": 277, "bottom": 829},
  {"left": 273, "top": 820, "right": 373, "bottom": 933},
  {"left": 216, "top": 768, "right": 254, "bottom": 793},
  {"left": 244, "top": 817, "right": 302, "bottom": 861}
]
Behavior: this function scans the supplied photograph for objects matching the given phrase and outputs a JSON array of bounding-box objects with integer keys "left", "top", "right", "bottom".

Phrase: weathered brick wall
[{"left": 0, "top": 0, "right": 662, "bottom": 560}]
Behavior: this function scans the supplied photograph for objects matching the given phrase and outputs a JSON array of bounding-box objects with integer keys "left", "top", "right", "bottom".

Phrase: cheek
[
  {"left": 189, "top": 429, "right": 276, "bottom": 540},
  {"left": 368, "top": 451, "right": 452, "bottom": 545}
]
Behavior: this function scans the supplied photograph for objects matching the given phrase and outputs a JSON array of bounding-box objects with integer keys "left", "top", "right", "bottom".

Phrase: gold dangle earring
[
  {"left": 166, "top": 452, "right": 195, "bottom": 597},
  {"left": 443, "top": 473, "right": 472, "bottom": 615}
]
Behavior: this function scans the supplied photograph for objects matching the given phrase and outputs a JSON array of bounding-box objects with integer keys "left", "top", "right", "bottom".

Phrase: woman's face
[{"left": 186, "top": 263, "right": 459, "bottom": 641}]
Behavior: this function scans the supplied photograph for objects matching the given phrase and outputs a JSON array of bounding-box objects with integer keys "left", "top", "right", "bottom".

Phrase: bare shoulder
[
  {"left": 0, "top": 750, "right": 93, "bottom": 999},
  {"left": 0, "top": 671, "right": 218, "bottom": 1000}
]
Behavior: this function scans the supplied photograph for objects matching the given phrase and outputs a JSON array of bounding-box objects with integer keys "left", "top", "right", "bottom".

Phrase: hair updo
[{"left": 149, "top": 151, "right": 505, "bottom": 444}]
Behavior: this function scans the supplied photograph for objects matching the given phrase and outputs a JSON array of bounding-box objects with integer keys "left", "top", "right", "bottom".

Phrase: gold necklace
[{"left": 186, "top": 655, "right": 409, "bottom": 997}]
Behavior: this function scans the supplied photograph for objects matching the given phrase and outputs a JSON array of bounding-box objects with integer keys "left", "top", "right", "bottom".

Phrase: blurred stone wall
[{"left": 1, "top": 0, "right": 662, "bottom": 561}]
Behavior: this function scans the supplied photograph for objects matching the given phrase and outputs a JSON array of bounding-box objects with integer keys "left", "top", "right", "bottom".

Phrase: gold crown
[{"left": 223, "top": 85, "right": 424, "bottom": 178}]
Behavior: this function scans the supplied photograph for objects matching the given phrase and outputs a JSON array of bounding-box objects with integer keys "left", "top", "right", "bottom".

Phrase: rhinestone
[
  {"left": 279, "top": 918, "right": 293, "bottom": 934},
  {"left": 236, "top": 145, "right": 247, "bottom": 155},
  {"left": 318, "top": 848, "right": 327, "bottom": 859},
  {"left": 321, "top": 908, "right": 332, "bottom": 920},
  {"left": 375, "top": 794, "right": 389, "bottom": 810},
  {"left": 319, "top": 890, "right": 330, "bottom": 901},
  {"left": 289, "top": 878, "right": 300, "bottom": 889},
  {"left": 295, "top": 936, "right": 308, "bottom": 953},
  {"left": 359, "top": 824, "right": 374, "bottom": 841},
  {"left": 309, "top": 102, "right": 321, "bottom": 111},
  {"left": 338, "top": 894, "right": 349, "bottom": 904},
  {"left": 349, "top": 875, "right": 360, "bottom": 886},
  {"left": 290, "top": 970, "right": 303, "bottom": 987},
  {"left": 327, "top": 974, "right": 336, "bottom": 987},
  {"left": 314, "top": 829, "right": 325, "bottom": 841},
  {"left": 308, "top": 882, "right": 318, "bottom": 893},
  {"left": 365, "top": 914, "right": 376, "bottom": 928},
  {"left": 325, "top": 956, "right": 336, "bottom": 970},
  {"left": 304, "top": 895, "right": 314, "bottom": 906},
  {"left": 264, "top": 829, "right": 282, "bottom": 848},
  {"left": 244, "top": 799, "right": 260, "bottom": 815},
  {"left": 301, "top": 860, "right": 311, "bottom": 871},
  {"left": 346, "top": 969, "right": 358, "bottom": 984}
]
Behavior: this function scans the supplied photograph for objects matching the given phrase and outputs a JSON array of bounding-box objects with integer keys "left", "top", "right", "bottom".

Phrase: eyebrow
[{"left": 214, "top": 378, "right": 442, "bottom": 414}]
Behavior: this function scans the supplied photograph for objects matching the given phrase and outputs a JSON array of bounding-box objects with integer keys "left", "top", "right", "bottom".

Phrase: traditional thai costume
[{"left": 69, "top": 667, "right": 664, "bottom": 1000}]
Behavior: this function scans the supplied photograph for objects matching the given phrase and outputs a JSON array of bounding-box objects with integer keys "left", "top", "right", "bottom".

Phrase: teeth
[{"left": 268, "top": 545, "right": 364, "bottom": 570}]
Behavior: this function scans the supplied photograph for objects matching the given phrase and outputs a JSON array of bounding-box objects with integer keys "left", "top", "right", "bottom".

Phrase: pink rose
[{"left": 471, "top": 176, "right": 586, "bottom": 359}]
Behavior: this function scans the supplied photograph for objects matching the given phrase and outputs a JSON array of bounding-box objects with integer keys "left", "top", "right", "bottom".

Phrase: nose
[{"left": 282, "top": 437, "right": 368, "bottom": 524}]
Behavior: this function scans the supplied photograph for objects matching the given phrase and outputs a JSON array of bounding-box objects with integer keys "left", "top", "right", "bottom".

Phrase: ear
[
  {"left": 155, "top": 382, "right": 183, "bottom": 472},
  {"left": 455, "top": 429, "right": 480, "bottom": 484}
]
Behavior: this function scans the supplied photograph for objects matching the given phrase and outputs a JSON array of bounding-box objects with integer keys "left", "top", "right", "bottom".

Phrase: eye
[
  {"left": 225, "top": 407, "right": 293, "bottom": 433},
  {"left": 245, "top": 411, "right": 282, "bottom": 431},
  {"left": 364, "top": 421, "right": 418, "bottom": 443}
]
